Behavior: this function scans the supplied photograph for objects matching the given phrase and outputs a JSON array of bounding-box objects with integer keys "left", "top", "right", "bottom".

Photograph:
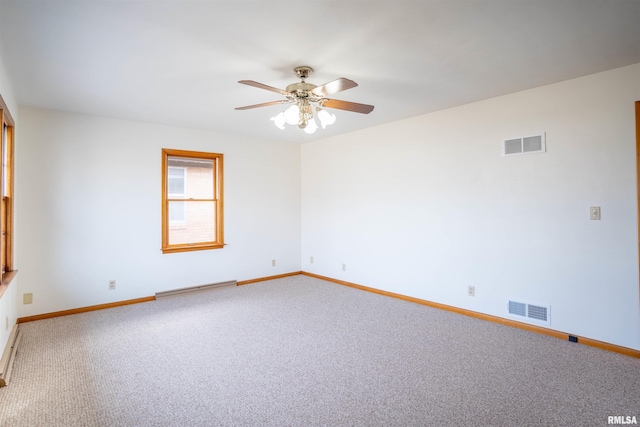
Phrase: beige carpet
[{"left": 0, "top": 275, "right": 638, "bottom": 426}]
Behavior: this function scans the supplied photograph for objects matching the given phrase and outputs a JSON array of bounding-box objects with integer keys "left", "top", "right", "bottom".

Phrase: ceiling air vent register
[{"left": 503, "top": 133, "right": 546, "bottom": 156}]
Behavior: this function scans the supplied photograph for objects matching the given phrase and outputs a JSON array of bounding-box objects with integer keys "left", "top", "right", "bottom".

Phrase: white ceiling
[{"left": 1, "top": 0, "right": 639, "bottom": 143}]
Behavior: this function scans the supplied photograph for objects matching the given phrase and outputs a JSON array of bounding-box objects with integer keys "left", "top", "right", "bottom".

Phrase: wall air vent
[
  {"left": 508, "top": 300, "right": 526, "bottom": 317},
  {"left": 508, "top": 299, "right": 550, "bottom": 325},
  {"left": 503, "top": 133, "right": 546, "bottom": 156}
]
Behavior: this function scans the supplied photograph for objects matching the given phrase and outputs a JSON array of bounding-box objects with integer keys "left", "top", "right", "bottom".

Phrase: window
[
  {"left": 161, "top": 149, "right": 224, "bottom": 253},
  {"left": 0, "top": 95, "right": 14, "bottom": 286}
]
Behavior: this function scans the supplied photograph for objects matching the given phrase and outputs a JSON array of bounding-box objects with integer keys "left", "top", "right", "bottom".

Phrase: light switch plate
[{"left": 590, "top": 206, "right": 601, "bottom": 220}]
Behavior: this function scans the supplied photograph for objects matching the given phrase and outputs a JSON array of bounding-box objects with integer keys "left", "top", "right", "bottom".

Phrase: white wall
[
  {"left": 302, "top": 64, "right": 640, "bottom": 350},
  {"left": 0, "top": 7, "right": 17, "bottom": 117},
  {"left": 0, "top": 59, "right": 16, "bottom": 116},
  {"left": 16, "top": 108, "right": 301, "bottom": 317}
]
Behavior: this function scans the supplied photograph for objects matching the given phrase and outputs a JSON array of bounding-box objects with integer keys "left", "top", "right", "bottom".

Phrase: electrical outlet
[
  {"left": 590, "top": 206, "right": 601, "bottom": 220},
  {"left": 342, "top": 263, "right": 347, "bottom": 272},
  {"left": 271, "top": 259, "right": 276, "bottom": 267},
  {"left": 310, "top": 256, "right": 314, "bottom": 264},
  {"left": 23, "top": 293, "right": 33, "bottom": 304},
  {"left": 109, "top": 280, "right": 116, "bottom": 290},
  {"left": 468, "top": 285, "right": 475, "bottom": 297}
]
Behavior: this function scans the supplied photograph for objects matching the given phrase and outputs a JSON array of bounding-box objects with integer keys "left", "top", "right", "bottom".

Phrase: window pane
[
  {"left": 168, "top": 156, "right": 214, "bottom": 199},
  {"left": 168, "top": 201, "right": 216, "bottom": 245},
  {"left": 168, "top": 167, "right": 185, "bottom": 195},
  {"left": 1, "top": 198, "right": 4, "bottom": 274},
  {"left": 168, "top": 201, "right": 185, "bottom": 222},
  {"left": 2, "top": 123, "right": 6, "bottom": 197},
  {"left": 185, "top": 164, "right": 213, "bottom": 199}
]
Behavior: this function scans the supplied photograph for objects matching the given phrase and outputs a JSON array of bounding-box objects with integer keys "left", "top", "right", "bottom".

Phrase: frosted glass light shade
[
  {"left": 270, "top": 112, "right": 286, "bottom": 129},
  {"left": 317, "top": 109, "right": 336, "bottom": 128},
  {"left": 284, "top": 105, "right": 300, "bottom": 125},
  {"left": 304, "top": 117, "right": 318, "bottom": 134}
]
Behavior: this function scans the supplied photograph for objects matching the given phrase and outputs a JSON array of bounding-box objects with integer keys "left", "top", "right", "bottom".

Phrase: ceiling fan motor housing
[
  {"left": 288, "top": 66, "right": 317, "bottom": 97},
  {"left": 285, "top": 81, "right": 317, "bottom": 96}
]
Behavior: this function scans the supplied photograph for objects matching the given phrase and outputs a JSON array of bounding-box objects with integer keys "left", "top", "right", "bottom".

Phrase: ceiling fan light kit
[{"left": 236, "top": 66, "right": 374, "bottom": 134}]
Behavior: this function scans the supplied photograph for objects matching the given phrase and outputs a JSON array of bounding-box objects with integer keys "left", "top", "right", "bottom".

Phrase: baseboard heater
[
  {"left": 155, "top": 280, "right": 237, "bottom": 298},
  {"left": 0, "top": 324, "right": 22, "bottom": 387}
]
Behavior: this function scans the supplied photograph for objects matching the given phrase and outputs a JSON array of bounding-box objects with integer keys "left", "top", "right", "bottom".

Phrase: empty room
[{"left": 0, "top": 1, "right": 639, "bottom": 426}]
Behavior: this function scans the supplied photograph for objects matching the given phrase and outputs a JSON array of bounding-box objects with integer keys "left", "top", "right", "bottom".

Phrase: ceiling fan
[{"left": 235, "top": 66, "right": 374, "bottom": 134}]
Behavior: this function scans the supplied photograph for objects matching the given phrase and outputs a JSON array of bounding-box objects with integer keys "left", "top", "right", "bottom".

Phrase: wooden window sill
[
  {"left": 162, "top": 244, "right": 224, "bottom": 254},
  {"left": 0, "top": 270, "right": 17, "bottom": 300}
]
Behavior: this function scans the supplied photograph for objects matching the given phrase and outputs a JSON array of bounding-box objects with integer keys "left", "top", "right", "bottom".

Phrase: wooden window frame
[
  {"left": 0, "top": 93, "right": 15, "bottom": 295},
  {"left": 161, "top": 148, "right": 224, "bottom": 254}
]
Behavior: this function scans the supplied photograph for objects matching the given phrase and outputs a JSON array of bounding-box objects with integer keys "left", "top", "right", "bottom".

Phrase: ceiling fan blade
[
  {"left": 235, "top": 99, "right": 292, "bottom": 110},
  {"left": 311, "top": 78, "right": 358, "bottom": 97},
  {"left": 322, "top": 99, "right": 374, "bottom": 114},
  {"left": 238, "top": 80, "right": 290, "bottom": 96}
]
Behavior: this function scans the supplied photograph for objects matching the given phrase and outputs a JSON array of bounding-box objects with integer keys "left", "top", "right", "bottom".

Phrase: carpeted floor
[{"left": 0, "top": 275, "right": 638, "bottom": 426}]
